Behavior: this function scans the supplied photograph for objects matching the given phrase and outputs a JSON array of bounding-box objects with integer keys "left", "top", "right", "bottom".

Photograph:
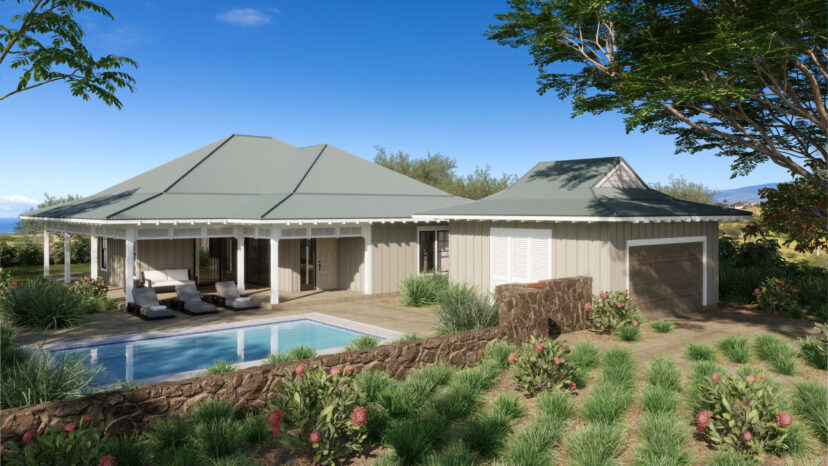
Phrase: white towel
[{"left": 150, "top": 305, "right": 167, "bottom": 311}]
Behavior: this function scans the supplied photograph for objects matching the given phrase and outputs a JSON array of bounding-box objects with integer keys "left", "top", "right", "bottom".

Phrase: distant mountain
[{"left": 713, "top": 183, "right": 780, "bottom": 204}]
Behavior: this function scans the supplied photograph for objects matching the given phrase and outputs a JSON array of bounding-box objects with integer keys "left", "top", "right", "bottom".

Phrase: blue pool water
[{"left": 53, "top": 319, "right": 370, "bottom": 386}]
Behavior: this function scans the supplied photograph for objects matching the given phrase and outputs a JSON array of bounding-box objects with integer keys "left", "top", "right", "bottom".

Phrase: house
[{"left": 23, "top": 136, "right": 750, "bottom": 317}]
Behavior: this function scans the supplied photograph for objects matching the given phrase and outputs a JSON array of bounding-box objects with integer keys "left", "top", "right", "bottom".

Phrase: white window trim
[
  {"left": 416, "top": 225, "right": 449, "bottom": 273},
  {"left": 99, "top": 238, "right": 108, "bottom": 272},
  {"left": 625, "top": 235, "right": 707, "bottom": 306},
  {"left": 489, "top": 227, "right": 553, "bottom": 290}
]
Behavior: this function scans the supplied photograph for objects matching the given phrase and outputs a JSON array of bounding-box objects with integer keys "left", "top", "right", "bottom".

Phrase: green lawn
[{"left": 5, "top": 263, "right": 91, "bottom": 281}]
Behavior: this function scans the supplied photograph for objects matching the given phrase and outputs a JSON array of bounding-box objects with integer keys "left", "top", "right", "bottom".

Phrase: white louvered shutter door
[
  {"left": 529, "top": 229, "right": 552, "bottom": 282},
  {"left": 510, "top": 235, "right": 531, "bottom": 283},
  {"left": 490, "top": 230, "right": 510, "bottom": 287}
]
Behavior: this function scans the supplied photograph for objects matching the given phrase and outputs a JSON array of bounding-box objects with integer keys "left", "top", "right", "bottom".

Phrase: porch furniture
[
  {"left": 174, "top": 283, "right": 219, "bottom": 315},
  {"left": 141, "top": 269, "right": 194, "bottom": 292},
  {"left": 129, "top": 288, "right": 175, "bottom": 320},
  {"left": 215, "top": 281, "right": 259, "bottom": 310}
]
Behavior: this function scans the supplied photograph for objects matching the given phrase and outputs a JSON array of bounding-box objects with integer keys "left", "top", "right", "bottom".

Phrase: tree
[
  {"left": 651, "top": 175, "right": 719, "bottom": 204},
  {"left": 487, "top": 0, "right": 826, "bottom": 190},
  {"left": 374, "top": 146, "right": 516, "bottom": 199},
  {"left": 1, "top": 0, "right": 137, "bottom": 107},
  {"left": 15, "top": 192, "right": 79, "bottom": 235},
  {"left": 744, "top": 179, "right": 826, "bottom": 253}
]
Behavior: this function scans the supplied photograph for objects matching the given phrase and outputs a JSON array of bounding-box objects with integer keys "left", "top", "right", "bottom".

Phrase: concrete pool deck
[{"left": 15, "top": 293, "right": 439, "bottom": 348}]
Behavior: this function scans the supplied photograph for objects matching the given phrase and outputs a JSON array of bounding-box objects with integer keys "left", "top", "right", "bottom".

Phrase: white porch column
[
  {"left": 42, "top": 230, "right": 50, "bottom": 277},
  {"left": 236, "top": 229, "right": 245, "bottom": 294},
  {"left": 125, "top": 227, "right": 136, "bottom": 304},
  {"left": 269, "top": 227, "right": 280, "bottom": 305},
  {"left": 63, "top": 234, "right": 71, "bottom": 283},
  {"left": 90, "top": 236, "right": 99, "bottom": 280},
  {"left": 363, "top": 224, "right": 373, "bottom": 295}
]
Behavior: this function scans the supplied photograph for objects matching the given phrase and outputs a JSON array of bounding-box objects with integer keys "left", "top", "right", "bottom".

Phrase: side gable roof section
[
  {"left": 24, "top": 135, "right": 462, "bottom": 223},
  {"left": 414, "top": 156, "right": 752, "bottom": 221}
]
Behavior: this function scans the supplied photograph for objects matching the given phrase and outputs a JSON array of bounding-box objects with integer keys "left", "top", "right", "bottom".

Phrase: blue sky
[{"left": 0, "top": 0, "right": 790, "bottom": 216}]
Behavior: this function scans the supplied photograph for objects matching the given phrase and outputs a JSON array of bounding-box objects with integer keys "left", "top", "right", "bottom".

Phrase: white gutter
[
  {"left": 411, "top": 214, "right": 749, "bottom": 222},
  {"left": 19, "top": 216, "right": 420, "bottom": 226}
]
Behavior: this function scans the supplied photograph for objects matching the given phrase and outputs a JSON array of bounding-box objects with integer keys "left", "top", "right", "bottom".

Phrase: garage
[
  {"left": 628, "top": 237, "right": 706, "bottom": 319},
  {"left": 490, "top": 227, "right": 552, "bottom": 287}
]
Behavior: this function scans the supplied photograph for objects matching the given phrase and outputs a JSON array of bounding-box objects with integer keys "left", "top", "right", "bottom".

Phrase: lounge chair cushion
[
  {"left": 225, "top": 297, "right": 257, "bottom": 309},
  {"left": 175, "top": 283, "right": 217, "bottom": 314},
  {"left": 141, "top": 305, "right": 173, "bottom": 319},
  {"left": 132, "top": 288, "right": 160, "bottom": 307},
  {"left": 215, "top": 281, "right": 242, "bottom": 299},
  {"left": 166, "top": 269, "right": 190, "bottom": 281},
  {"left": 184, "top": 300, "right": 217, "bottom": 314}
]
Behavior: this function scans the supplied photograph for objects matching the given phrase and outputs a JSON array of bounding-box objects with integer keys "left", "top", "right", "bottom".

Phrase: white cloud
[
  {"left": 216, "top": 8, "right": 273, "bottom": 26},
  {"left": 0, "top": 195, "right": 38, "bottom": 216}
]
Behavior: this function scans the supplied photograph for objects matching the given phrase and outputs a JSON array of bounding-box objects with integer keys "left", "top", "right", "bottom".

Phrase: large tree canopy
[
  {"left": 0, "top": 0, "right": 136, "bottom": 107},
  {"left": 374, "top": 147, "right": 516, "bottom": 200},
  {"left": 487, "top": 0, "right": 827, "bottom": 189}
]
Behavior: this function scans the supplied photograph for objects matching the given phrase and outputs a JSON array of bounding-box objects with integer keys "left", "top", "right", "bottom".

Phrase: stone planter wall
[{"left": 496, "top": 276, "right": 592, "bottom": 343}]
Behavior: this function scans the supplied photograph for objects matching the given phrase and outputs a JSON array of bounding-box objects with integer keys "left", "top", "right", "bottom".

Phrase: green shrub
[
  {"left": 265, "top": 345, "right": 317, "bottom": 364},
  {"left": 343, "top": 335, "right": 379, "bottom": 351},
  {"left": 1, "top": 279, "right": 97, "bottom": 329},
  {"left": 717, "top": 336, "right": 751, "bottom": 363},
  {"left": 798, "top": 323, "right": 827, "bottom": 370},
  {"left": 399, "top": 272, "right": 448, "bottom": 306},
  {"left": 459, "top": 412, "right": 511, "bottom": 458},
  {"left": 391, "top": 332, "right": 425, "bottom": 343},
  {"left": 357, "top": 370, "right": 395, "bottom": 405},
  {"left": 451, "top": 361, "right": 499, "bottom": 393},
  {"left": 71, "top": 276, "right": 109, "bottom": 298},
  {"left": 615, "top": 322, "right": 642, "bottom": 342},
  {"left": 384, "top": 417, "right": 440, "bottom": 465},
  {"left": 205, "top": 359, "right": 236, "bottom": 375},
  {"left": 649, "top": 320, "right": 675, "bottom": 333},
  {"left": 645, "top": 356, "right": 682, "bottom": 392},
  {"left": 0, "top": 242, "right": 17, "bottom": 266},
  {"left": 566, "top": 422, "right": 624, "bottom": 466},
  {"left": 271, "top": 363, "right": 368, "bottom": 464},
  {"left": 3, "top": 415, "right": 107, "bottom": 466},
  {"left": 1, "top": 323, "right": 26, "bottom": 368},
  {"left": 13, "top": 241, "right": 41, "bottom": 266},
  {"left": 101, "top": 433, "right": 146, "bottom": 466},
  {"left": 685, "top": 343, "right": 717, "bottom": 361},
  {"left": 189, "top": 398, "right": 234, "bottom": 423},
  {"left": 510, "top": 336, "right": 577, "bottom": 395},
  {"left": 423, "top": 443, "right": 479, "bottom": 466},
  {"left": 51, "top": 237, "right": 91, "bottom": 264},
  {"left": 485, "top": 341, "right": 519, "bottom": 368},
  {"left": 192, "top": 418, "right": 242, "bottom": 459},
  {"left": 791, "top": 379, "right": 827, "bottom": 444},
  {"left": 147, "top": 416, "right": 192, "bottom": 454},
  {"left": 756, "top": 277, "right": 803, "bottom": 317},
  {"left": 239, "top": 412, "right": 270, "bottom": 445},
  {"left": 0, "top": 349, "right": 100, "bottom": 409},
  {"left": 434, "top": 282, "right": 498, "bottom": 334},
  {"left": 753, "top": 334, "right": 798, "bottom": 375},
  {"left": 586, "top": 290, "right": 640, "bottom": 334},
  {"left": 693, "top": 371, "right": 792, "bottom": 458},
  {"left": 718, "top": 262, "right": 774, "bottom": 303}
]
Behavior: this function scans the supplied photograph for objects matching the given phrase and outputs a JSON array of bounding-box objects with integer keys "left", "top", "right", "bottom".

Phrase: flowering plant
[
  {"left": 71, "top": 277, "right": 109, "bottom": 298},
  {"left": 755, "top": 277, "right": 800, "bottom": 316},
  {"left": 694, "top": 371, "right": 792, "bottom": 457},
  {"left": 271, "top": 364, "right": 367, "bottom": 465},
  {"left": 510, "top": 335, "right": 576, "bottom": 395},
  {"left": 586, "top": 290, "right": 640, "bottom": 334},
  {"left": 3, "top": 415, "right": 109, "bottom": 466}
]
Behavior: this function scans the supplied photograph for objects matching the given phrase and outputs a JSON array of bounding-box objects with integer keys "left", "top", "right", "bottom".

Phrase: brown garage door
[{"left": 629, "top": 242, "right": 703, "bottom": 319}]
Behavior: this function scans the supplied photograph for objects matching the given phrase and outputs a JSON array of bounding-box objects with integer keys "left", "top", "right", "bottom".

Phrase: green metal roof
[
  {"left": 416, "top": 157, "right": 752, "bottom": 219},
  {"left": 26, "top": 135, "right": 460, "bottom": 221}
]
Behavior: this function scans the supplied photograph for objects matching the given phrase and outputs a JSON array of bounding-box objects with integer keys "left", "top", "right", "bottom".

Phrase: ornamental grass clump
[
  {"left": 791, "top": 379, "right": 828, "bottom": 444},
  {"left": 753, "top": 334, "right": 798, "bottom": 375},
  {"left": 343, "top": 335, "right": 380, "bottom": 351},
  {"left": 693, "top": 370, "right": 795, "bottom": 458},
  {"left": 205, "top": 359, "right": 236, "bottom": 375},
  {"left": 0, "top": 349, "right": 101, "bottom": 409},
  {"left": 585, "top": 290, "right": 641, "bottom": 334},
  {"left": 265, "top": 345, "right": 317, "bottom": 364},
  {"left": 271, "top": 363, "right": 368, "bottom": 465},
  {"left": 615, "top": 321, "right": 642, "bottom": 342},
  {"left": 797, "top": 323, "right": 827, "bottom": 370},
  {"left": 649, "top": 320, "right": 675, "bottom": 333},
  {"left": 685, "top": 343, "right": 717, "bottom": 361},
  {"left": 717, "top": 335, "right": 751, "bottom": 364},
  {"left": 509, "top": 336, "right": 577, "bottom": 395},
  {"left": 0, "top": 279, "right": 97, "bottom": 330},
  {"left": 434, "top": 282, "right": 498, "bottom": 334},
  {"left": 399, "top": 272, "right": 448, "bottom": 306}
]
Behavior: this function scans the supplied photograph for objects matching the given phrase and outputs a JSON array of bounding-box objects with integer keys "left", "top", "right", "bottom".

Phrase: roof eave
[{"left": 411, "top": 213, "right": 750, "bottom": 222}]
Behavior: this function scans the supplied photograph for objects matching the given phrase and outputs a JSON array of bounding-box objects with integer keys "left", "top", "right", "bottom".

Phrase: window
[
  {"left": 100, "top": 238, "right": 108, "bottom": 271},
  {"left": 490, "top": 228, "right": 552, "bottom": 288},
  {"left": 418, "top": 227, "right": 449, "bottom": 273}
]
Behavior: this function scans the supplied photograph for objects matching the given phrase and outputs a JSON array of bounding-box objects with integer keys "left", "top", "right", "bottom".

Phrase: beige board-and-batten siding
[
  {"left": 101, "top": 238, "right": 196, "bottom": 288},
  {"left": 448, "top": 220, "right": 719, "bottom": 305}
]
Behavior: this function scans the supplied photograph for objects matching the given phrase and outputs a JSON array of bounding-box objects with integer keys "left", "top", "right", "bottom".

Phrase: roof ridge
[{"left": 259, "top": 144, "right": 328, "bottom": 219}]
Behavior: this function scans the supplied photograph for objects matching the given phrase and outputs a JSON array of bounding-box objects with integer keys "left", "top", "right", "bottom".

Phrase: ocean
[{"left": 0, "top": 218, "right": 19, "bottom": 234}]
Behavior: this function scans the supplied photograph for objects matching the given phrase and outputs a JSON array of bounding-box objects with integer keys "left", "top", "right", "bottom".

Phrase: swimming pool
[{"left": 44, "top": 313, "right": 400, "bottom": 386}]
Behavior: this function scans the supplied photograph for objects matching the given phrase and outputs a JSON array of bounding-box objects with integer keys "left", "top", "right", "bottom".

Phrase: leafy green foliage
[
  {"left": 434, "top": 282, "right": 498, "bottom": 334},
  {"left": 0, "top": 322, "right": 26, "bottom": 368},
  {"left": 265, "top": 345, "right": 317, "bottom": 365},
  {"left": 651, "top": 175, "right": 719, "bottom": 204},
  {"left": 717, "top": 336, "right": 751, "bottom": 364},
  {"left": 271, "top": 364, "right": 368, "bottom": 464},
  {"left": 101, "top": 433, "right": 146, "bottom": 466},
  {"left": 1, "top": 279, "right": 97, "bottom": 329},
  {"left": 791, "top": 379, "right": 828, "bottom": 444},
  {"left": 798, "top": 323, "right": 827, "bottom": 370},
  {"left": 686, "top": 343, "right": 717, "bottom": 362},
  {"left": 399, "top": 272, "right": 448, "bottom": 306},
  {"left": 0, "top": 1, "right": 137, "bottom": 107},
  {"left": 745, "top": 179, "right": 827, "bottom": 253},
  {"left": 756, "top": 277, "right": 802, "bottom": 317},
  {"left": 374, "top": 146, "right": 516, "bottom": 200},
  {"left": 693, "top": 371, "right": 792, "bottom": 458},
  {"left": 753, "top": 335, "right": 798, "bottom": 375},
  {"left": 649, "top": 320, "right": 675, "bottom": 334},
  {"left": 615, "top": 322, "right": 642, "bottom": 342},
  {"left": 343, "top": 335, "right": 380, "bottom": 352},
  {"left": 586, "top": 290, "right": 640, "bottom": 334},
  {"left": 205, "top": 359, "right": 236, "bottom": 375},
  {"left": 0, "top": 349, "right": 100, "bottom": 409},
  {"left": 3, "top": 416, "right": 107, "bottom": 466},
  {"left": 239, "top": 412, "right": 270, "bottom": 446},
  {"left": 511, "top": 336, "right": 577, "bottom": 395}
]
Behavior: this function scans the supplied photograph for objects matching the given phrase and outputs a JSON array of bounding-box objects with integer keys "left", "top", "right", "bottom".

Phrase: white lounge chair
[
  {"left": 174, "top": 283, "right": 218, "bottom": 315},
  {"left": 131, "top": 288, "right": 175, "bottom": 320},
  {"left": 215, "top": 281, "right": 259, "bottom": 311}
]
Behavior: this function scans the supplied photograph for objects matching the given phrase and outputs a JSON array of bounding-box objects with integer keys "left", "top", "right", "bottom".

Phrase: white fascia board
[
  {"left": 19, "top": 216, "right": 414, "bottom": 226},
  {"left": 411, "top": 214, "right": 747, "bottom": 222}
]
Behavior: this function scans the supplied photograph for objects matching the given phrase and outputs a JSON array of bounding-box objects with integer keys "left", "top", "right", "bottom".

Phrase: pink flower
[
  {"left": 22, "top": 430, "right": 34, "bottom": 445},
  {"left": 64, "top": 422, "right": 77, "bottom": 433},
  {"left": 267, "top": 409, "right": 283, "bottom": 428},
  {"left": 696, "top": 410, "right": 712, "bottom": 433},
  {"left": 98, "top": 455, "right": 116, "bottom": 466},
  {"left": 570, "top": 382, "right": 577, "bottom": 390},
  {"left": 711, "top": 372, "right": 720, "bottom": 383},
  {"left": 554, "top": 358, "right": 562, "bottom": 366},
  {"left": 632, "top": 320, "right": 639, "bottom": 327},
  {"left": 745, "top": 375, "right": 755, "bottom": 383},
  {"left": 561, "top": 341, "right": 568, "bottom": 348},
  {"left": 777, "top": 280, "right": 785, "bottom": 286},
  {"left": 508, "top": 352, "right": 518, "bottom": 364},
  {"left": 584, "top": 302, "right": 592, "bottom": 311},
  {"left": 743, "top": 431, "right": 753, "bottom": 442},
  {"left": 12, "top": 280, "right": 18, "bottom": 287},
  {"left": 759, "top": 373, "right": 766, "bottom": 380},
  {"left": 330, "top": 367, "right": 341, "bottom": 376},
  {"left": 601, "top": 293, "right": 610, "bottom": 300},
  {"left": 753, "top": 288, "right": 760, "bottom": 297},
  {"left": 68, "top": 287, "right": 73, "bottom": 292},
  {"left": 295, "top": 364, "right": 305, "bottom": 376},
  {"left": 310, "top": 430, "right": 321, "bottom": 443},
  {"left": 777, "top": 411, "right": 793, "bottom": 428},
  {"left": 272, "top": 424, "right": 281, "bottom": 437},
  {"left": 344, "top": 365, "right": 356, "bottom": 375},
  {"left": 82, "top": 414, "right": 93, "bottom": 425},
  {"left": 350, "top": 406, "right": 368, "bottom": 427},
  {"left": 534, "top": 342, "right": 546, "bottom": 352},
  {"left": 616, "top": 303, "right": 623, "bottom": 309}
]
